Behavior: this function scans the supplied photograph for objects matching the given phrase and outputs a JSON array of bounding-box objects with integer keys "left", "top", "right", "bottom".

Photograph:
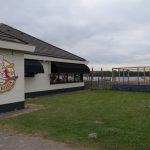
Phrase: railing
[{"left": 84, "top": 80, "right": 112, "bottom": 90}]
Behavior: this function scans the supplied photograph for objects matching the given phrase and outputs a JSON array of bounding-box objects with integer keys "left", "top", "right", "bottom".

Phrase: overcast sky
[{"left": 0, "top": 0, "right": 150, "bottom": 70}]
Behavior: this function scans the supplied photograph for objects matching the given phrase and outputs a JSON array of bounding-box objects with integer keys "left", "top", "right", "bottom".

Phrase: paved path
[{"left": 0, "top": 129, "right": 72, "bottom": 150}]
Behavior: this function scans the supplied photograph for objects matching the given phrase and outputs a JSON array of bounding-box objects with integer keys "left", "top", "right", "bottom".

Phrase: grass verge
[{"left": 0, "top": 90, "right": 150, "bottom": 150}]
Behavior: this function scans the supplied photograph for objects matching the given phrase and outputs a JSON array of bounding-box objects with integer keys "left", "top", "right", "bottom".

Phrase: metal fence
[{"left": 84, "top": 80, "right": 112, "bottom": 90}]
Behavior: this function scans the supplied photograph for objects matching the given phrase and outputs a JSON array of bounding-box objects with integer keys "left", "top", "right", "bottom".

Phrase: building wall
[
  {"left": 0, "top": 49, "right": 24, "bottom": 105},
  {"left": 25, "top": 60, "right": 84, "bottom": 93}
]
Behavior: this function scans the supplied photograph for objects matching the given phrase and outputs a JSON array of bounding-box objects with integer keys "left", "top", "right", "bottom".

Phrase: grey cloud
[{"left": 0, "top": 0, "right": 150, "bottom": 69}]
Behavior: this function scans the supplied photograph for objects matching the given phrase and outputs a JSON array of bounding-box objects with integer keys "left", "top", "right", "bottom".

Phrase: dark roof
[
  {"left": 0, "top": 30, "right": 26, "bottom": 44},
  {"left": 0, "top": 23, "right": 86, "bottom": 61}
]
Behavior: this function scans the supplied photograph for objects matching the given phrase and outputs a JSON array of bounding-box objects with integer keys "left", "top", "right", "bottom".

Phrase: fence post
[
  {"left": 112, "top": 68, "right": 114, "bottom": 82},
  {"left": 123, "top": 68, "right": 125, "bottom": 84},
  {"left": 149, "top": 68, "right": 150, "bottom": 84},
  {"left": 118, "top": 68, "right": 120, "bottom": 83},
  {"left": 137, "top": 67, "right": 139, "bottom": 85},
  {"left": 144, "top": 67, "right": 146, "bottom": 85},
  {"left": 128, "top": 69, "right": 130, "bottom": 84}
]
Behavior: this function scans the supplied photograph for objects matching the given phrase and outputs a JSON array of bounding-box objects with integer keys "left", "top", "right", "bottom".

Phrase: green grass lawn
[{"left": 0, "top": 90, "right": 150, "bottom": 150}]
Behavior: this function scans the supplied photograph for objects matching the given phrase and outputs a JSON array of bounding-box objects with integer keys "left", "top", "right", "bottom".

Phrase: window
[
  {"left": 68, "top": 74, "right": 74, "bottom": 82},
  {"left": 50, "top": 73, "right": 83, "bottom": 84},
  {"left": 24, "top": 59, "right": 44, "bottom": 77}
]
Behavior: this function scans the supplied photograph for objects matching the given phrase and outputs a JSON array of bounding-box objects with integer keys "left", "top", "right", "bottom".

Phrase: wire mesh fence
[{"left": 84, "top": 79, "right": 112, "bottom": 90}]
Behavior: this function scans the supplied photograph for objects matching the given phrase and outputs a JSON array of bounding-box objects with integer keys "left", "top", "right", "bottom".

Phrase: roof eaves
[
  {"left": 25, "top": 51, "right": 87, "bottom": 62},
  {"left": 0, "top": 23, "right": 87, "bottom": 61}
]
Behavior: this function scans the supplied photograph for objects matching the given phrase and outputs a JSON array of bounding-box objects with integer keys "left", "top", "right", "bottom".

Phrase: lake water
[
  {"left": 84, "top": 76, "right": 111, "bottom": 81},
  {"left": 84, "top": 76, "right": 148, "bottom": 82}
]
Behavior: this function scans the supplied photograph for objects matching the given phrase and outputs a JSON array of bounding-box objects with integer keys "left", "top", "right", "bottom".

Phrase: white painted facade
[
  {"left": 0, "top": 41, "right": 86, "bottom": 106},
  {"left": 0, "top": 25, "right": 88, "bottom": 112},
  {"left": 0, "top": 40, "right": 35, "bottom": 106},
  {"left": 0, "top": 40, "right": 35, "bottom": 53},
  {"left": 25, "top": 54, "right": 85, "bottom": 93},
  {"left": 0, "top": 49, "right": 24, "bottom": 105}
]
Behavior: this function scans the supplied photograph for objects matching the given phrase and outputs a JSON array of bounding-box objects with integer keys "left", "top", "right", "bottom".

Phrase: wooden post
[
  {"left": 144, "top": 67, "right": 146, "bottom": 85},
  {"left": 123, "top": 68, "right": 125, "bottom": 84},
  {"left": 137, "top": 67, "right": 139, "bottom": 85},
  {"left": 128, "top": 69, "right": 130, "bottom": 84},
  {"left": 149, "top": 68, "right": 150, "bottom": 84},
  {"left": 101, "top": 67, "right": 103, "bottom": 80},
  {"left": 118, "top": 69, "right": 120, "bottom": 84},
  {"left": 92, "top": 67, "right": 94, "bottom": 81},
  {"left": 98, "top": 72, "right": 100, "bottom": 88},
  {"left": 91, "top": 68, "right": 92, "bottom": 89},
  {"left": 112, "top": 68, "right": 114, "bottom": 82}
]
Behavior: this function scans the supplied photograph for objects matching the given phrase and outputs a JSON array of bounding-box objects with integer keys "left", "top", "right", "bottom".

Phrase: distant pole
[
  {"left": 118, "top": 68, "right": 120, "bottom": 83},
  {"left": 91, "top": 67, "right": 94, "bottom": 89},
  {"left": 98, "top": 69, "right": 100, "bottom": 87},
  {"left": 128, "top": 69, "right": 130, "bottom": 84},
  {"left": 112, "top": 68, "right": 114, "bottom": 82},
  {"left": 144, "top": 67, "right": 146, "bottom": 85},
  {"left": 101, "top": 67, "right": 103, "bottom": 80},
  {"left": 123, "top": 68, "right": 125, "bottom": 84},
  {"left": 149, "top": 68, "right": 150, "bottom": 84},
  {"left": 92, "top": 67, "right": 94, "bottom": 80},
  {"left": 137, "top": 67, "right": 139, "bottom": 85}
]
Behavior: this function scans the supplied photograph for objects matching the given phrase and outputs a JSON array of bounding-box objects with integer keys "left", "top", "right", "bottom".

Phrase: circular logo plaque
[{"left": 0, "top": 55, "right": 18, "bottom": 93}]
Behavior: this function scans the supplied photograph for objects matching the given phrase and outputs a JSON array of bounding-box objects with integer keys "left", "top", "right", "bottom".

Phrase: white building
[{"left": 0, "top": 24, "right": 90, "bottom": 113}]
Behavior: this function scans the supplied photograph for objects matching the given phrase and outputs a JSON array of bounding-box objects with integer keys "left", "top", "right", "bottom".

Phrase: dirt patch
[
  {"left": 94, "top": 120, "right": 104, "bottom": 124},
  {"left": 0, "top": 128, "right": 101, "bottom": 150},
  {"left": 88, "top": 133, "right": 97, "bottom": 139},
  {"left": 0, "top": 128, "right": 72, "bottom": 150}
]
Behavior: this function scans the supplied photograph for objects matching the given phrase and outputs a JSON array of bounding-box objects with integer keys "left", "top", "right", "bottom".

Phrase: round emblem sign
[{"left": 0, "top": 55, "right": 18, "bottom": 93}]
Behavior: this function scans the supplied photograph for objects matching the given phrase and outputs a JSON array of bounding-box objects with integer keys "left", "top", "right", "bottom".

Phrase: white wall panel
[
  {"left": 0, "top": 50, "right": 24, "bottom": 105},
  {"left": 25, "top": 61, "right": 84, "bottom": 93}
]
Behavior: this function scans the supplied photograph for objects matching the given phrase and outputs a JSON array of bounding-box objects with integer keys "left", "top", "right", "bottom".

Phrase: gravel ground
[
  {"left": 0, "top": 104, "right": 93, "bottom": 150},
  {"left": 0, "top": 129, "right": 72, "bottom": 150},
  {"left": 0, "top": 105, "right": 72, "bottom": 150},
  {"left": 0, "top": 104, "right": 46, "bottom": 119}
]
